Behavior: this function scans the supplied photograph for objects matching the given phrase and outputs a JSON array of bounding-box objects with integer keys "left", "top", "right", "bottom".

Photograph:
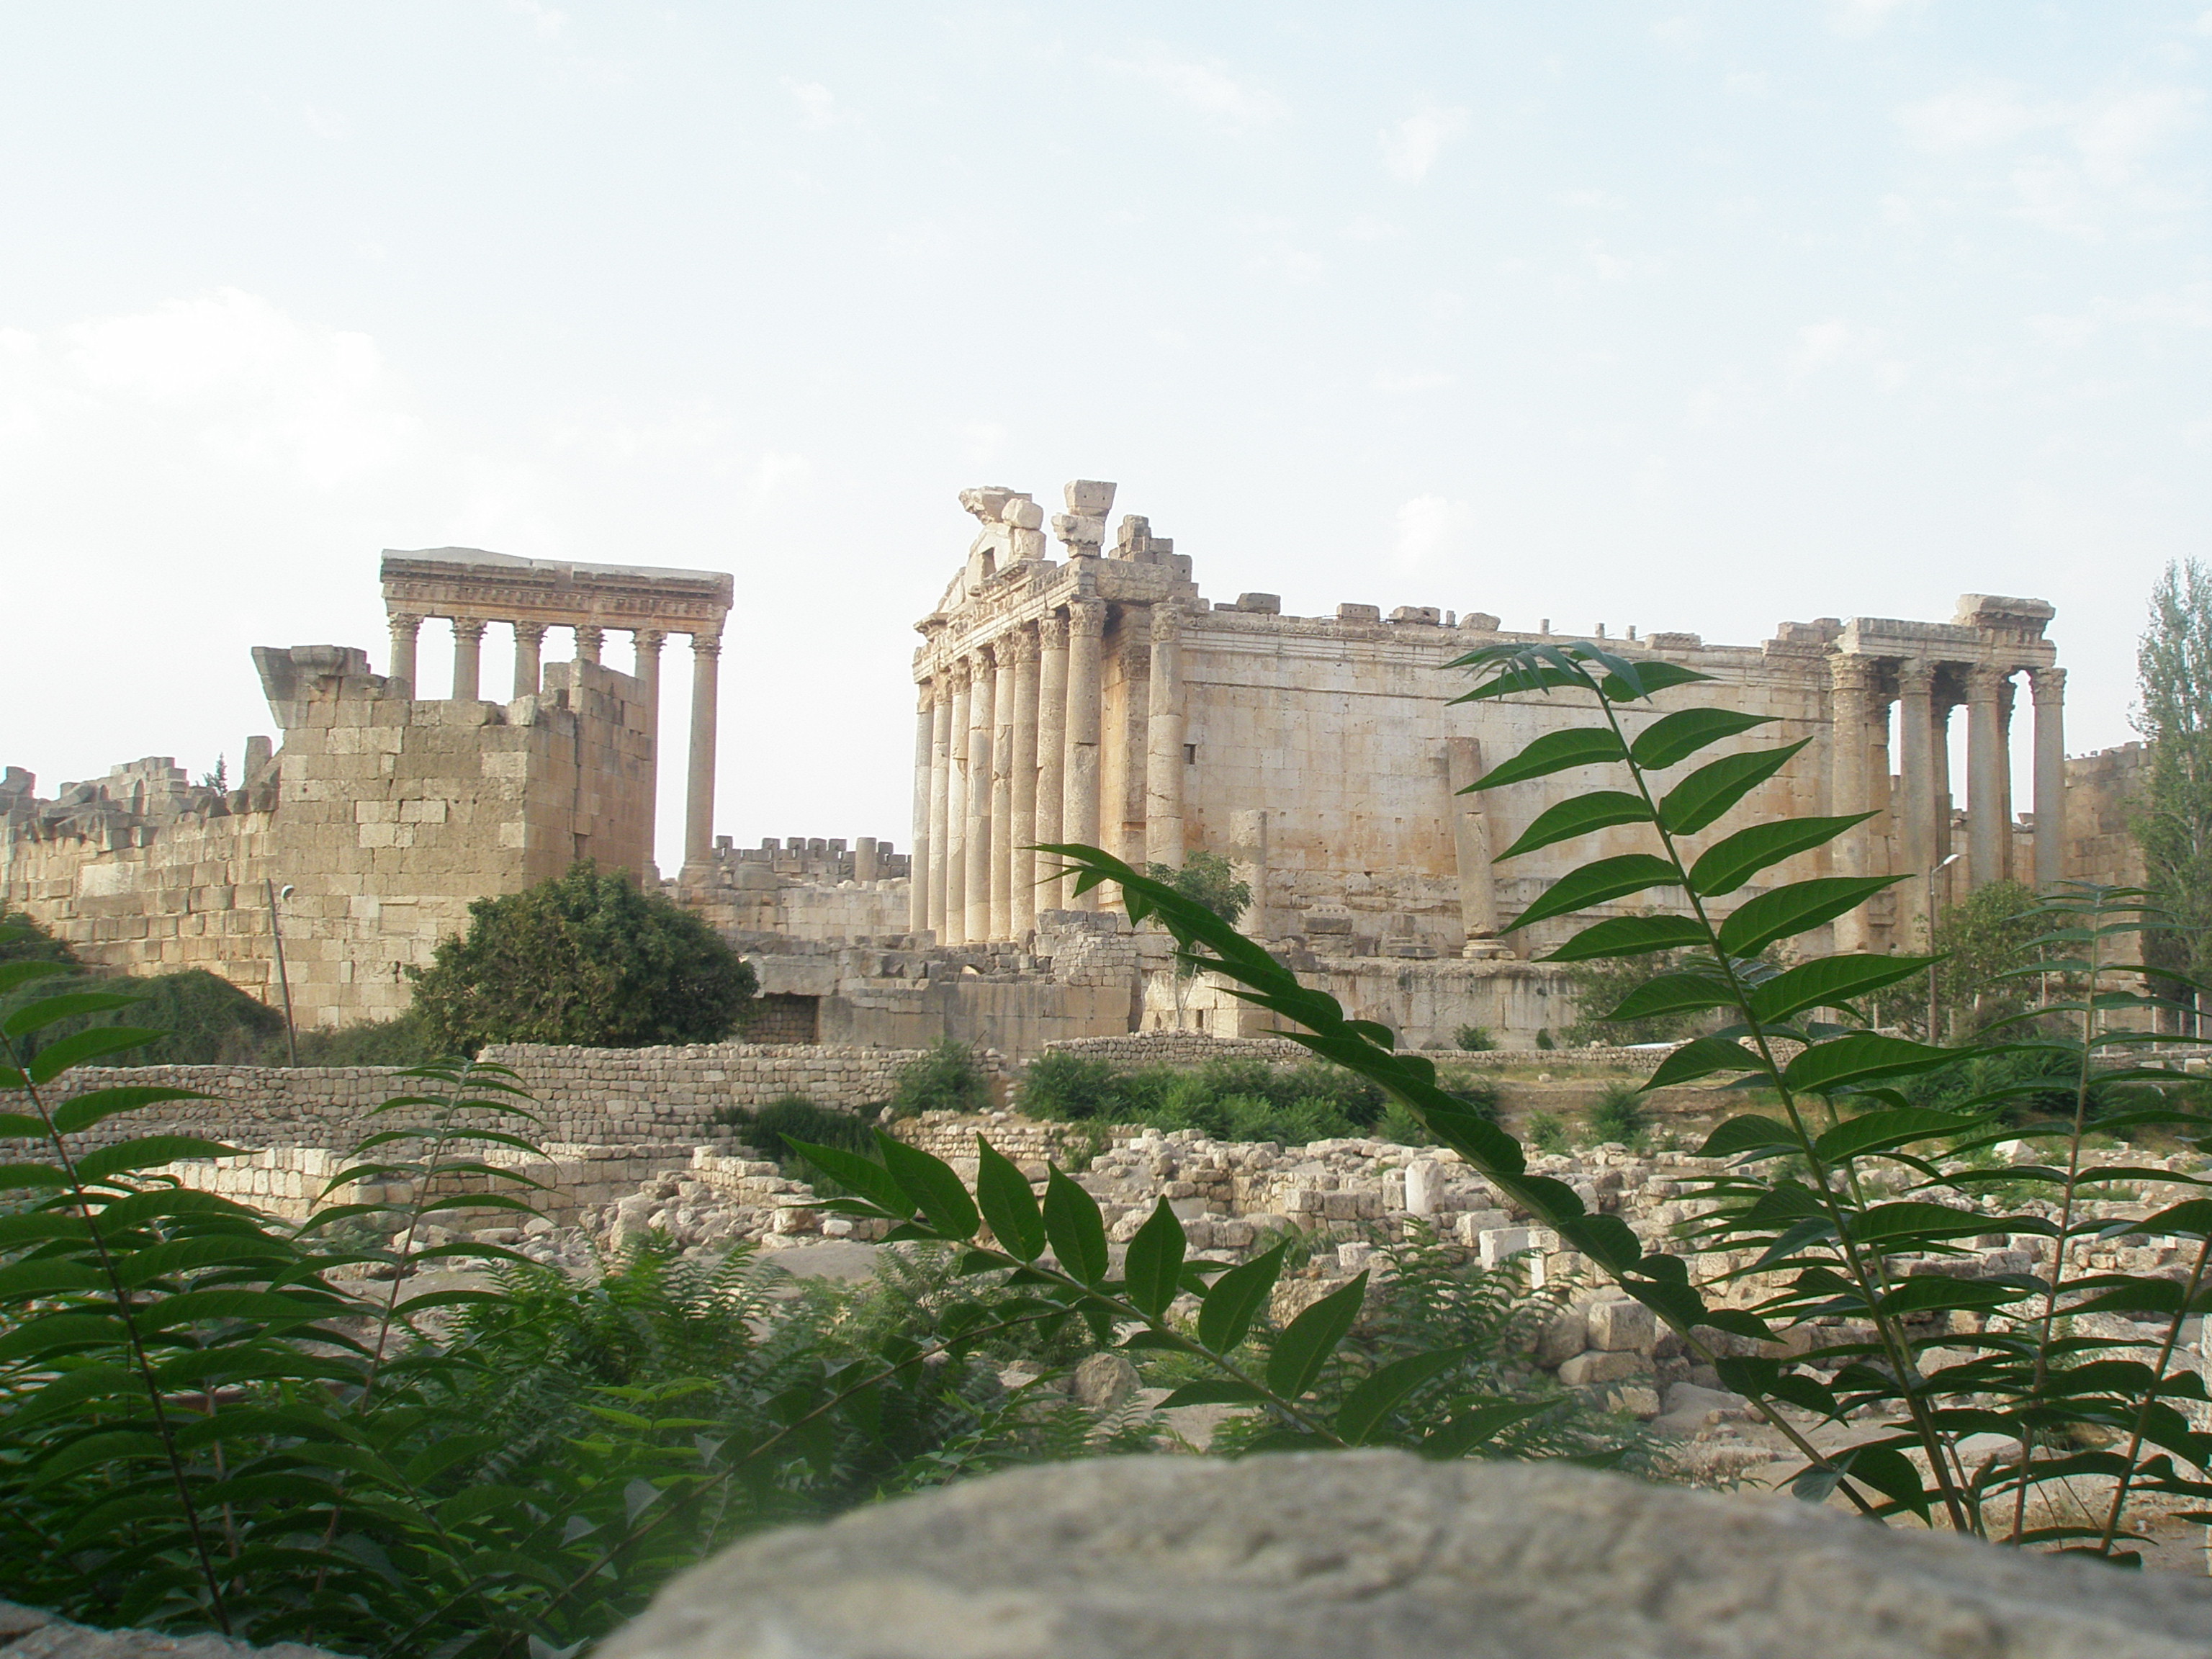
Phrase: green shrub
[
  {"left": 1018, "top": 1051, "right": 1127, "bottom": 1120},
  {"left": 0, "top": 909, "right": 76, "bottom": 966},
  {"left": 409, "top": 860, "right": 757, "bottom": 1053},
  {"left": 1454, "top": 1023, "right": 1495, "bottom": 1051},
  {"left": 0, "top": 966, "right": 283, "bottom": 1065},
  {"left": 1524, "top": 1109, "right": 1569, "bottom": 1154},
  {"left": 715, "top": 1094, "right": 878, "bottom": 1176},
  {"left": 1586, "top": 1080, "right": 1647, "bottom": 1147},
  {"left": 1534, "top": 1028, "right": 1555, "bottom": 1051},
  {"left": 889, "top": 1037, "right": 992, "bottom": 1117},
  {"left": 290, "top": 1009, "right": 438, "bottom": 1067}
]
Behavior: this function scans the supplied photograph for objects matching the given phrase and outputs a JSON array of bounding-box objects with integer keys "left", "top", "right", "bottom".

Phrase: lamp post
[
  {"left": 1926, "top": 852, "right": 1961, "bottom": 1044},
  {"left": 266, "top": 879, "right": 297, "bottom": 1068}
]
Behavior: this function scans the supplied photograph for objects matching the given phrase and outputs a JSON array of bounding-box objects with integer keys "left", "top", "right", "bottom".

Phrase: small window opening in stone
[{"left": 1184, "top": 743, "right": 1197, "bottom": 765}]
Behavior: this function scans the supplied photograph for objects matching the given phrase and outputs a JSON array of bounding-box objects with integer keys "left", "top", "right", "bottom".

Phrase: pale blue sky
[{"left": 3, "top": 3, "right": 2207, "bottom": 868}]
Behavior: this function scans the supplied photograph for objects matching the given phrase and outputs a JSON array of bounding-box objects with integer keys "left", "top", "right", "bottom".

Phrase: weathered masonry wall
[
  {"left": 13, "top": 1043, "right": 979, "bottom": 1153},
  {"left": 1, "top": 647, "right": 655, "bottom": 1031}
]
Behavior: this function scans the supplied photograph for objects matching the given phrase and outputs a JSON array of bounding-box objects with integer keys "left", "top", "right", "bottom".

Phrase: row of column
[
  {"left": 1830, "top": 654, "right": 2065, "bottom": 946},
  {"left": 909, "top": 601, "right": 1185, "bottom": 945},
  {"left": 386, "top": 611, "right": 723, "bottom": 875}
]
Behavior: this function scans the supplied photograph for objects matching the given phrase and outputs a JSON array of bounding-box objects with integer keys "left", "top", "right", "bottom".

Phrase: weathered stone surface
[
  {"left": 598, "top": 1452, "right": 2212, "bottom": 1659},
  {"left": 0, "top": 1601, "right": 345, "bottom": 1658}
]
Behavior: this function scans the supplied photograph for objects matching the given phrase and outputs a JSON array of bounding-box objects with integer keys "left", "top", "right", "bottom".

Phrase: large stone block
[{"left": 594, "top": 1451, "right": 2212, "bottom": 1659}]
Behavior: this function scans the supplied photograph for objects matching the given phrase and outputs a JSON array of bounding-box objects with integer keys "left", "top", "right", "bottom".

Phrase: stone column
[
  {"left": 911, "top": 681, "right": 935, "bottom": 935},
  {"left": 683, "top": 632, "right": 721, "bottom": 876},
  {"left": 2033, "top": 667, "right": 2067, "bottom": 891},
  {"left": 631, "top": 629, "right": 664, "bottom": 873},
  {"left": 1118, "top": 609, "right": 1153, "bottom": 873},
  {"left": 1063, "top": 601, "right": 1105, "bottom": 910},
  {"left": 1998, "top": 676, "right": 2019, "bottom": 882},
  {"left": 990, "top": 644, "right": 1019, "bottom": 940},
  {"left": 1830, "top": 653, "right": 1876, "bottom": 951},
  {"left": 1010, "top": 626, "right": 1041, "bottom": 937},
  {"left": 451, "top": 619, "right": 485, "bottom": 702},
  {"left": 513, "top": 621, "right": 547, "bottom": 699},
  {"left": 575, "top": 625, "right": 603, "bottom": 665},
  {"left": 1145, "top": 603, "right": 1186, "bottom": 869},
  {"left": 928, "top": 673, "right": 956, "bottom": 938},
  {"left": 1035, "top": 615, "right": 1069, "bottom": 912},
  {"left": 1228, "top": 809, "right": 1270, "bottom": 939},
  {"left": 387, "top": 613, "right": 422, "bottom": 693},
  {"left": 1897, "top": 660, "right": 1936, "bottom": 941},
  {"left": 1967, "top": 665, "right": 2008, "bottom": 891},
  {"left": 1933, "top": 683, "right": 1956, "bottom": 874},
  {"left": 966, "top": 646, "right": 996, "bottom": 944},
  {"left": 943, "top": 662, "right": 971, "bottom": 945}
]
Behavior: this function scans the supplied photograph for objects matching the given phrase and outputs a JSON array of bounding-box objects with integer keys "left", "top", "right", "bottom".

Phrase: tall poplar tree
[{"left": 2132, "top": 557, "right": 2212, "bottom": 1004}]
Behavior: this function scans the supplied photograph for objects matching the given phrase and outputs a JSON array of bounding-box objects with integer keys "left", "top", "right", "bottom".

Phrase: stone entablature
[
  {"left": 909, "top": 477, "right": 2080, "bottom": 961},
  {"left": 380, "top": 547, "right": 732, "bottom": 881}
]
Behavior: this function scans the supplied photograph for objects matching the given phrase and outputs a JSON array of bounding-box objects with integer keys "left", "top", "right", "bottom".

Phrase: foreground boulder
[
  {"left": 0, "top": 1601, "right": 343, "bottom": 1658},
  {"left": 600, "top": 1451, "right": 2212, "bottom": 1659}
]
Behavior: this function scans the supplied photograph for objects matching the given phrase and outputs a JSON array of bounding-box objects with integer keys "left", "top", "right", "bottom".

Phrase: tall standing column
[
  {"left": 1997, "top": 676, "right": 2019, "bottom": 882},
  {"left": 910, "top": 680, "right": 935, "bottom": 934},
  {"left": 575, "top": 625, "right": 603, "bottom": 666},
  {"left": 683, "top": 632, "right": 721, "bottom": 877},
  {"left": 451, "top": 619, "right": 485, "bottom": 702},
  {"left": 1830, "top": 653, "right": 1875, "bottom": 952},
  {"left": 1967, "top": 665, "right": 2008, "bottom": 891},
  {"left": 1035, "top": 615, "right": 1069, "bottom": 912},
  {"left": 2033, "top": 667, "right": 2067, "bottom": 891},
  {"left": 943, "top": 662, "right": 971, "bottom": 945},
  {"left": 928, "top": 673, "right": 955, "bottom": 938},
  {"left": 990, "top": 644, "right": 1018, "bottom": 940},
  {"left": 631, "top": 629, "right": 664, "bottom": 874},
  {"left": 1063, "top": 601, "right": 1105, "bottom": 910},
  {"left": 1897, "top": 660, "right": 1937, "bottom": 941},
  {"left": 1009, "top": 626, "right": 1041, "bottom": 937},
  {"left": 387, "top": 613, "right": 422, "bottom": 693},
  {"left": 965, "top": 647, "right": 996, "bottom": 944},
  {"left": 1118, "top": 610, "right": 1153, "bottom": 874},
  {"left": 513, "top": 622, "right": 547, "bottom": 699},
  {"left": 1145, "top": 603, "right": 1186, "bottom": 869}
]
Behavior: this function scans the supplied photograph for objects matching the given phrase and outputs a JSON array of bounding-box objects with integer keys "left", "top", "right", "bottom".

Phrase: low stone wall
[
  {"left": 12, "top": 1041, "right": 981, "bottom": 1153},
  {"left": 1036, "top": 1030, "right": 1671, "bottom": 1074}
]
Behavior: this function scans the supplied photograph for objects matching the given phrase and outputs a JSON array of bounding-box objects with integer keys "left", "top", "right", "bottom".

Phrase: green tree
[
  {"left": 2131, "top": 557, "right": 2212, "bottom": 1018},
  {"left": 409, "top": 861, "right": 757, "bottom": 1052},
  {"left": 0, "top": 910, "right": 77, "bottom": 967},
  {"left": 1146, "top": 850, "right": 1251, "bottom": 930},
  {"left": 1925, "top": 878, "right": 2041, "bottom": 1040}
]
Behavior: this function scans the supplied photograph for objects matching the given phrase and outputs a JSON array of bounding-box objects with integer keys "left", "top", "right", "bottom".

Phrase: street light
[
  {"left": 1927, "top": 853, "right": 1961, "bottom": 1043},
  {"left": 266, "top": 880, "right": 297, "bottom": 1068}
]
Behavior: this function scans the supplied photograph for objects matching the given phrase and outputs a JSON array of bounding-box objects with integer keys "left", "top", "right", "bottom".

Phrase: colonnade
[
  {"left": 385, "top": 610, "right": 721, "bottom": 876},
  {"left": 910, "top": 601, "right": 1185, "bottom": 943},
  {"left": 1829, "top": 652, "right": 2066, "bottom": 946}
]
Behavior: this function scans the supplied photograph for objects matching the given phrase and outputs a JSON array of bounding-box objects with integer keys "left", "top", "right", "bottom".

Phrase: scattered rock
[
  {"left": 0, "top": 1601, "right": 346, "bottom": 1658},
  {"left": 596, "top": 1451, "right": 2212, "bottom": 1658}
]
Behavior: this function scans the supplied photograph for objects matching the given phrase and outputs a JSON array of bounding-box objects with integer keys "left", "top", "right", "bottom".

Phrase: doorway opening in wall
[{"left": 745, "top": 994, "right": 819, "bottom": 1044}]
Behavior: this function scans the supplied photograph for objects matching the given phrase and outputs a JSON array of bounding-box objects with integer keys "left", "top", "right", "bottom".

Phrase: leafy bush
[
  {"left": 1454, "top": 1023, "right": 1495, "bottom": 1051},
  {"left": 1586, "top": 1080, "right": 1648, "bottom": 1147},
  {"left": 409, "top": 860, "right": 757, "bottom": 1053},
  {"left": 1017, "top": 1051, "right": 1125, "bottom": 1120},
  {"left": 714, "top": 1094, "right": 878, "bottom": 1178},
  {"left": 1524, "top": 1109, "right": 1569, "bottom": 1154},
  {"left": 0, "top": 966, "right": 283, "bottom": 1064},
  {"left": 889, "top": 1037, "right": 992, "bottom": 1117},
  {"left": 0, "top": 909, "right": 77, "bottom": 966},
  {"left": 1020, "top": 1055, "right": 1393, "bottom": 1145},
  {"left": 291, "top": 1009, "right": 438, "bottom": 1066},
  {"left": 1534, "top": 1029, "right": 1555, "bottom": 1050}
]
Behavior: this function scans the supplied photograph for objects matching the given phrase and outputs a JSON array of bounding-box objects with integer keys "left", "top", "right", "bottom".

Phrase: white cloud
[
  {"left": 503, "top": 0, "right": 567, "bottom": 38},
  {"left": 1830, "top": 0, "right": 1927, "bottom": 38},
  {"left": 1105, "top": 48, "right": 1286, "bottom": 127},
  {"left": 783, "top": 78, "right": 839, "bottom": 131},
  {"left": 1390, "top": 494, "right": 1476, "bottom": 571},
  {"left": 1372, "top": 369, "right": 1455, "bottom": 393},
  {"left": 1899, "top": 84, "right": 2044, "bottom": 150},
  {"left": 1786, "top": 318, "right": 1907, "bottom": 388},
  {"left": 1380, "top": 105, "right": 1470, "bottom": 182}
]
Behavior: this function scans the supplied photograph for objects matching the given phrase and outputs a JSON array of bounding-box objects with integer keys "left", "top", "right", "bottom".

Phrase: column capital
[
  {"left": 1008, "top": 624, "right": 1042, "bottom": 665},
  {"left": 2031, "top": 665, "right": 2067, "bottom": 703},
  {"left": 1827, "top": 651, "right": 1879, "bottom": 695},
  {"left": 1897, "top": 658, "right": 1936, "bottom": 696},
  {"left": 512, "top": 620, "right": 547, "bottom": 644},
  {"left": 691, "top": 631, "right": 721, "bottom": 659},
  {"left": 1151, "top": 602, "right": 1182, "bottom": 644},
  {"left": 451, "top": 617, "right": 487, "bottom": 644},
  {"left": 971, "top": 642, "right": 999, "bottom": 673},
  {"left": 917, "top": 680, "right": 938, "bottom": 711},
  {"left": 1038, "top": 613, "right": 1069, "bottom": 647},
  {"left": 388, "top": 611, "right": 424, "bottom": 633},
  {"left": 1067, "top": 598, "right": 1106, "bottom": 637},
  {"left": 1966, "top": 663, "right": 2008, "bottom": 702},
  {"left": 633, "top": 626, "right": 666, "bottom": 652},
  {"left": 944, "top": 656, "right": 971, "bottom": 690}
]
